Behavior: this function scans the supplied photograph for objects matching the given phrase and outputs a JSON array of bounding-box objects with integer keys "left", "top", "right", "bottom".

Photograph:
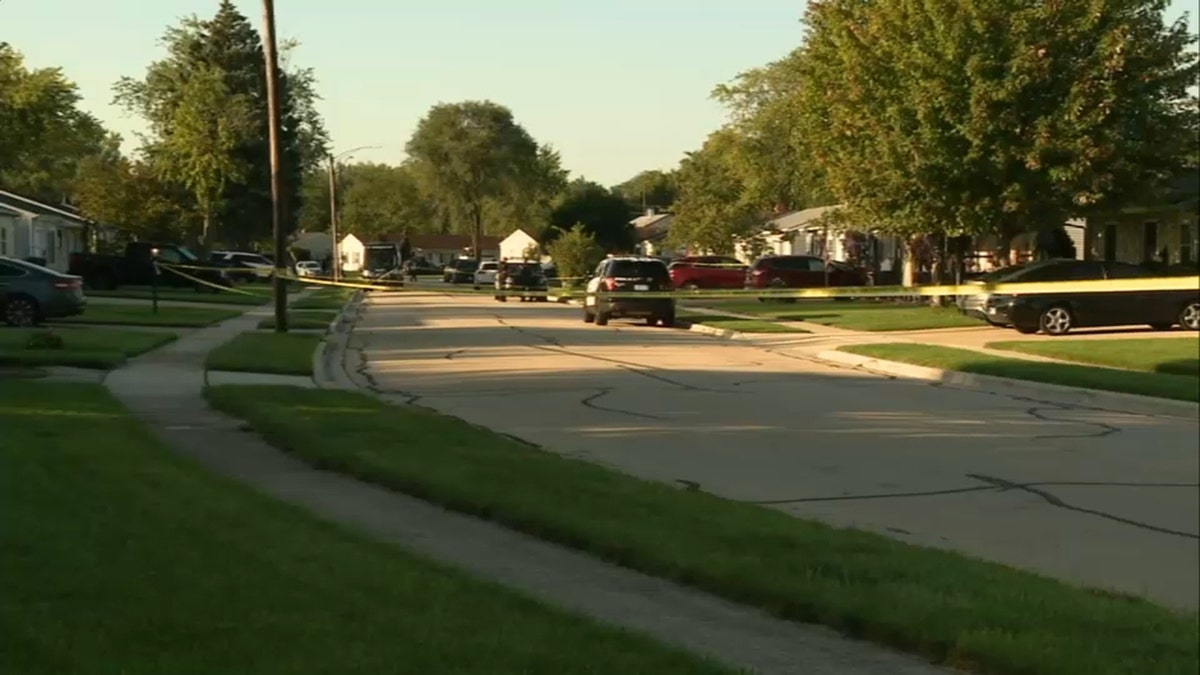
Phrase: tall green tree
[
  {"left": 485, "top": 145, "right": 570, "bottom": 236},
  {"left": 670, "top": 128, "right": 762, "bottom": 255},
  {"left": 73, "top": 153, "right": 196, "bottom": 244},
  {"left": 406, "top": 100, "right": 542, "bottom": 259},
  {"left": 547, "top": 179, "right": 634, "bottom": 252},
  {"left": 612, "top": 170, "right": 679, "bottom": 213},
  {"left": 794, "top": 0, "right": 1199, "bottom": 281},
  {"left": 115, "top": 0, "right": 329, "bottom": 248},
  {"left": 0, "top": 44, "right": 106, "bottom": 201},
  {"left": 339, "top": 162, "right": 434, "bottom": 240}
]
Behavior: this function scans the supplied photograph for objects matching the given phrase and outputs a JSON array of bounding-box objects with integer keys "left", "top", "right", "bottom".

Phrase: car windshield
[
  {"left": 454, "top": 259, "right": 477, "bottom": 270},
  {"left": 176, "top": 247, "right": 200, "bottom": 261},
  {"left": 609, "top": 260, "right": 668, "bottom": 280}
]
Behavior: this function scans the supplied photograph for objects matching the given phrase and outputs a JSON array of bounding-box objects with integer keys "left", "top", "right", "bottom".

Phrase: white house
[
  {"left": 736, "top": 204, "right": 903, "bottom": 270},
  {"left": 500, "top": 228, "right": 539, "bottom": 260},
  {"left": 0, "top": 189, "right": 92, "bottom": 273},
  {"left": 630, "top": 209, "right": 682, "bottom": 257},
  {"left": 339, "top": 233, "right": 365, "bottom": 273}
]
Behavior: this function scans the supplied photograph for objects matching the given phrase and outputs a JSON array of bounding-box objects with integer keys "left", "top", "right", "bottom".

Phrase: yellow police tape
[
  {"left": 157, "top": 263, "right": 271, "bottom": 296},
  {"left": 153, "top": 261, "right": 1200, "bottom": 302}
]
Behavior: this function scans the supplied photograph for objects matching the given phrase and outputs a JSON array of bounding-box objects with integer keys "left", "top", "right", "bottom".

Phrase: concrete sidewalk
[{"left": 101, "top": 299, "right": 952, "bottom": 674}]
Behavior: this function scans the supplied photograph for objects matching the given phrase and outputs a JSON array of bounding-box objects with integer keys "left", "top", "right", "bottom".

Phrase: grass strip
[
  {"left": 55, "top": 303, "right": 240, "bottom": 328},
  {"left": 206, "top": 384, "right": 1199, "bottom": 675},
  {"left": 0, "top": 327, "right": 175, "bottom": 370},
  {"left": 841, "top": 343, "right": 1200, "bottom": 402},
  {"left": 257, "top": 310, "right": 340, "bottom": 330},
  {"left": 205, "top": 331, "right": 322, "bottom": 376},
  {"left": 0, "top": 382, "right": 732, "bottom": 675},
  {"left": 987, "top": 338, "right": 1199, "bottom": 377},
  {"left": 689, "top": 300, "right": 981, "bottom": 331},
  {"left": 87, "top": 287, "right": 269, "bottom": 305}
]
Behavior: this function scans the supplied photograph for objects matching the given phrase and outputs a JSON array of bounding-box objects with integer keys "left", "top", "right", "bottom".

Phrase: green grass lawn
[
  {"left": 87, "top": 287, "right": 269, "bottom": 305},
  {"left": 291, "top": 287, "right": 355, "bottom": 310},
  {"left": 257, "top": 309, "right": 340, "bottom": 330},
  {"left": 0, "top": 382, "right": 731, "bottom": 675},
  {"left": 55, "top": 303, "right": 241, "bottom": 328},
  {"left": 205, "top": 331, "right": 322, "bottom": 375},
  {"left": 842, "top": 343, "right": 1200, "bottom": 402},
  {"left": 206, "top": 385, "right": 1199, "bottom": 675},
  {"left": 689, "top": 300, "right": 981, "bottom": 331},
  {"left": 678, "top": 312, "right": 810, "bottom": 334},
  {"left": 988, "top": 338, "right": 1199, "bottom": 377},
  {"left": 0, "top": 327, "right": 175, "bottom": 369}
]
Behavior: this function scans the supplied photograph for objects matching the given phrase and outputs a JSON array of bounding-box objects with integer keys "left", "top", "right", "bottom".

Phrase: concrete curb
[
  {"left": 312, "top": 291, "right": 363, "bottom": 391},
  {"left": 681, "top": 321, "right": 751, "bottom": 341},
  {"left": 817, "top": 349, "right": 1200, "bottom": 420}
]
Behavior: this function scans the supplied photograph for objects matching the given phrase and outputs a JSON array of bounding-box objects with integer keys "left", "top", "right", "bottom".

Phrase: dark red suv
[
  {"left": 745, "top": 255, "right": 867, "bottom": 292},
  {"left": 668, "top": 255, "right": 747, "bottom": 290}
]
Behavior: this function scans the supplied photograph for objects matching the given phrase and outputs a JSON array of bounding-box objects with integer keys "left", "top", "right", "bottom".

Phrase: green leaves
[
  {"left": 545, "top": 224, "right": 603, "bottom": 282},
  {"left": 670, "top": 129, "right": 761, "bottom": 255}
]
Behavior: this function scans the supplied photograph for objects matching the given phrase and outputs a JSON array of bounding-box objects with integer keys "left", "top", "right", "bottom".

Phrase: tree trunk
[
  {"left": 472, "top": 207, "right": 483, "bottom": 262},
  {"left": 902, "top": 236, "right": 918, "bottom": 287}
]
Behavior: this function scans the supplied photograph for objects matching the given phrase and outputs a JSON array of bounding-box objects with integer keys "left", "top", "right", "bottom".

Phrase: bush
[{"left": 545, "top": 223, "right": 603, "bottom": 281}]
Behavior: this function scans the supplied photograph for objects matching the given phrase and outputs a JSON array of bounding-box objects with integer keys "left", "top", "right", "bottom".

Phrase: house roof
[
  {"left": 395, "top": 233, "right": 502, "bottom": 251},
  {"left": 501, "top": 228, "right": 537, "bottom": 244},
  {"left": 0, "top": 189, "right": 92, "bottom": 225},
  {"left": 0, "top": 203, "right": 24, "bottom": 217},
  {"left": 766, "top": 205, "right": 844, "bottom": 233},
  {"left": 631, "top": 213, "right": 673, "bottom": 243},
  {"left": 630, "top": 212, "right": 672, "bottom": 229}
]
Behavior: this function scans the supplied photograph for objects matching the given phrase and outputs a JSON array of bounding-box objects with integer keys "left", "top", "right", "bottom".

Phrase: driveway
[{"left": 346, "top": 290, "right": 1200, "bottom": 610}]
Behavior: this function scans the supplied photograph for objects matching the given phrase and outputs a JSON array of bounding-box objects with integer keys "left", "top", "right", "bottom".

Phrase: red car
[
  {"left": 668, "top": 255, "right": 747, "bottom": 290},
  {"left": 744, "top": 255, "right": 867, "bottom": 296}
]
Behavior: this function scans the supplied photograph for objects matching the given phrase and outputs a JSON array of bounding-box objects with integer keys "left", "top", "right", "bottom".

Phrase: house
[
  {"left": 630, "top": 209, "right": 680, "bottom": 257},
  {"left": 397, "top": 233, "right": 500, "bottom": 264},
  {"left": 737, "top": 204, "right": 904, "bottom": 270},
  {"left": 499, "top": 228, "right": 540, "bottom": 261},
  {"left": 291, "top": 231, "right": 333, "bottom": 261},
  {"left": 1084, "top": 171, "right": 1200, "bottom": 268},
  {"left": 339, "top": 233, "right": 364, "bottom": 273},
  {"left": 0, "top": 189, "right": 92, "bottom": 273}
]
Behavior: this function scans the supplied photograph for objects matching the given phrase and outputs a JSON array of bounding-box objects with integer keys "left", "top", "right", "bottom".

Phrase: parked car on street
[
  {"left": 443, "top": 258, "right": 478, "bottom": 284},
  {"left": 210, "top": 250, "right": 274, "bottom": 283},
  {"left": 69, "top": 243, "right": 230, "bottom": 291},
  {"left": 1, "top": 256, "right": 86, "bottom": 327},
  {"left": 295, "top": 261, "right": 322, "bottom": 278},
  {"left": 582, "top": 256, "right": 675, "bottom": 327},
  {"left": 744, "top": 255, "right": 867, "bottom": 301},
  {"left": 402, "top": 257, "right": 441, "bottom": 278},
  {"left": 669, "top": 255, "right": 747, "bottom": 291},
  {"left": 473, "top": 261, "right": 499, "bottom": 289},
  {"left": 963, "top": 259, "right": 1200, "bottom": 335},
  {"left": 494, "top": 261, "right": 548, "bottom": 302}
]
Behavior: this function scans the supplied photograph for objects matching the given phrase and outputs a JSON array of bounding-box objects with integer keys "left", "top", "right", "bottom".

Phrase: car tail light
[
  {"left": 751, "top": 268, "right": 765, "bottom": 276},
  {"left": 602, "top": 277, "right": 617, "bottom": 291},
  {"left": 53, "top": 279, "right": 81, "bottom": 289}
]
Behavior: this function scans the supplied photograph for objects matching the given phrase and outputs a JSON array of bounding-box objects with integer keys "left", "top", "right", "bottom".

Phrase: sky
[{"left": 3, "top": 0, "right": 1197, "bottom": 188}]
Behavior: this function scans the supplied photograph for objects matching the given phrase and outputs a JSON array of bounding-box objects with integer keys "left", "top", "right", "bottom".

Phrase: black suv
[
  {"left": 583, "top": 257, "right": 675, "bottom": 327},
  {"left": 495, "top": 261, "right": 548, "bottom": 302},
  {"left": 443, "top": 258, "right": 478, "bottom": 284}
]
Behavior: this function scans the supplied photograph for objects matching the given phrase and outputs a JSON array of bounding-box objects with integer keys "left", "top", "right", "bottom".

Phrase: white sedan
[
  {"left": 473, "top": 261, "right": 499, "bottom": 289},
  {"left": 295, "top": 261, "right": 322, "bottom": 278}
]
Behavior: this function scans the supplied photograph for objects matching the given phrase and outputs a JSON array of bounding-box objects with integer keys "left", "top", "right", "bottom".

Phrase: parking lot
[{"left": 345, "top": 289, "right": 1199, "bottom": 610}]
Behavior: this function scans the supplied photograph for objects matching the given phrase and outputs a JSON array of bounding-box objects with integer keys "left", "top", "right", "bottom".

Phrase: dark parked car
[
  {"left": 494, "top": 261, "right": 548, "bottom": 302},
  {"left": 968, "top": 259, "right": 1200, "bottom": 335},
  {"left": 744, "top": 255, "right": 867, "bottom": 301},
  {"left": 402, "top": 257, "right": 442, "bottom": 278},
  {"left": 0, "top": 256, "right": 86, "bottom": 327},
  {"left": 69, "top": 242, "right": 230, "bottom": 291},
  {"left": 443, "top": 258, "right": 478, "bottom": 284},
  {"left": 582, "top": 256, "right": 675, "bottom": 327}
]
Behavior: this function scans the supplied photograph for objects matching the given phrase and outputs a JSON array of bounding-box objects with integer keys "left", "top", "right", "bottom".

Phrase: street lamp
[{"left": 328, "top": 145, "right": 381, "bottom": 282}]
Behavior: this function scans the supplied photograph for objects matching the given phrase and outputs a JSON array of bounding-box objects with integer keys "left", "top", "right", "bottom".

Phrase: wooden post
[{"left": 262, "top": 0, "right": 288, "bottom": 333}]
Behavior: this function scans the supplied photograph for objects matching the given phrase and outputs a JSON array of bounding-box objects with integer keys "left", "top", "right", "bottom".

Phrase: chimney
[{"left": 645, "top": 207, "right": 656, "bottom": 217}]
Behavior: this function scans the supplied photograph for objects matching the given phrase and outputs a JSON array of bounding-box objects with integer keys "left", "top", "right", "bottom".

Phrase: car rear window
[{"left": 609, "top": 260, "right": 668, "bottom": 279}]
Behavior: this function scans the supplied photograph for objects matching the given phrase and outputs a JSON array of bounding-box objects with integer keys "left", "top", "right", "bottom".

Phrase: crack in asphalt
[
  {"left": 347, "top": 318, "right": 423, "bottom": 406},
  {"left": 443, "top": 349, "right": 466, "bottom": 360},
  {"left": 581, "top": 388, "right": 664, "bottom": 420},
  {"left": 1025, "top": 405, "right": 1122, "bottom": 440},
  {"left": 967, "top": 473, "right": 1200, "bottom": 540}
]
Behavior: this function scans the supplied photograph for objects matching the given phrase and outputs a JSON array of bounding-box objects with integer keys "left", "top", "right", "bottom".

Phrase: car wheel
[
  {"left": 1014, "top": 325, "right": 1039, "bottom": 335},
  {"left": 661, "top": 310, "right": 676, "bottom": 328},
  {"left": 682, "top": 282, "right": 700, "bottom": 292},
  {"left": 645, "top": 316, "right": 657, "bottom": 326},
  {"left": 3, "top": 295, "right": 40, "bottom": 327},
  {"left": 1179, "top": 301, "right": 1200, "bottom": 331},
  {"left": 583, "top": 307, "right": 595, "bottom": 323},
  {"left": 595, "top": 310, "right": 610, "bottom": 326},
  {"left": 1039, "top": 306, "right": 1073, "bottom": 336}
]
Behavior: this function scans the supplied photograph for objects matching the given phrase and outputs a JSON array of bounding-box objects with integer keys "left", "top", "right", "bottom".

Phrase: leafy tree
[
  {"left": 295, "top": 167, "right": 332, "bottom": 234},
  {"left": 548, "top": 179, "right": 633, "bottom": 252},
  {"left": 73, "top": 153, "right": 196, "bottom": 243},
  {"left": 612, "top": 170, "right": 678, "bottom": 213},
  {"left": 545, "top": 223, "right": 602, "bottom": 284},
  {"left": 485, "top": 145, "right": 569, "bottom": 236},
  {"left": 339, "top": 162, "right": 433, "bottom": 240},
  {"left": 794, "top": 0, "right": 1199, "bottom": 282},
  {"left": 115, "top": 0, "right": 329, "bottom": 248},
  {"left": 669, "top": 128, "right": 762, "bottom": 255},
  {"left": 405, "top": 100, "right": 541, "bottom": 259},
  {"left": 0, "top": 44, "right": 107, "bottom": 201}
]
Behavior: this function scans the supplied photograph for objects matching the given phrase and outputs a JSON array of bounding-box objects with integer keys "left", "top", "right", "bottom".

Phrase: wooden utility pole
[
  {"left": 327, "top": 156, "right": 340, "bottom": 283},
  {"left": 262, "top": 0, "right": 288, "bottom": 333}
]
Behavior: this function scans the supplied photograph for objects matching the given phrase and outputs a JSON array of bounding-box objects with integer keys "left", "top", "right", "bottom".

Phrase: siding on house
[
  {"left": 0, "top": 190, "right": 90, "bottom": 272},
  {"left": 499, "top": 229, "right": 539, "bottom": 260}
]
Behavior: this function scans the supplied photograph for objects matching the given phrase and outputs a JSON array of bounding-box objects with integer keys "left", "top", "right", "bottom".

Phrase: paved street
[{"left": 347, "top": 290, "right": 1200, "bottom": 610}]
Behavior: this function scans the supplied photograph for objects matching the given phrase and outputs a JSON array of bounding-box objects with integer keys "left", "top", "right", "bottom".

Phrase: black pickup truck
[{"left": 68, "top": 242, "right": 231, "bottom": 291}]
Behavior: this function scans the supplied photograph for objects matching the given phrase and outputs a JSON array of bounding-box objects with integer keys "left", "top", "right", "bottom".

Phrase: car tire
[
  {"left": 1038, "top": 306, "right": 1073, "bottom": 336},
  {"left": 645, "top": 316, "right": 657, "bottom": 326},
  {"left": 595, "top": 310, "right": 610, "bottom": 326},
  {"left": 583, "top": 308, "right": 595, "bottom": 323},
  {"left": 661, "top": 310, "right": 676, "bottom": 328},
  {"left": 1179, "top": 301, "right": 1200, "bottom": 331},
  {"left": 1014, "top": 325, "right": 1039, "bottom": 334},
  {"left": 3, "top": 294, "right": 40, "bottom": 327}
]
